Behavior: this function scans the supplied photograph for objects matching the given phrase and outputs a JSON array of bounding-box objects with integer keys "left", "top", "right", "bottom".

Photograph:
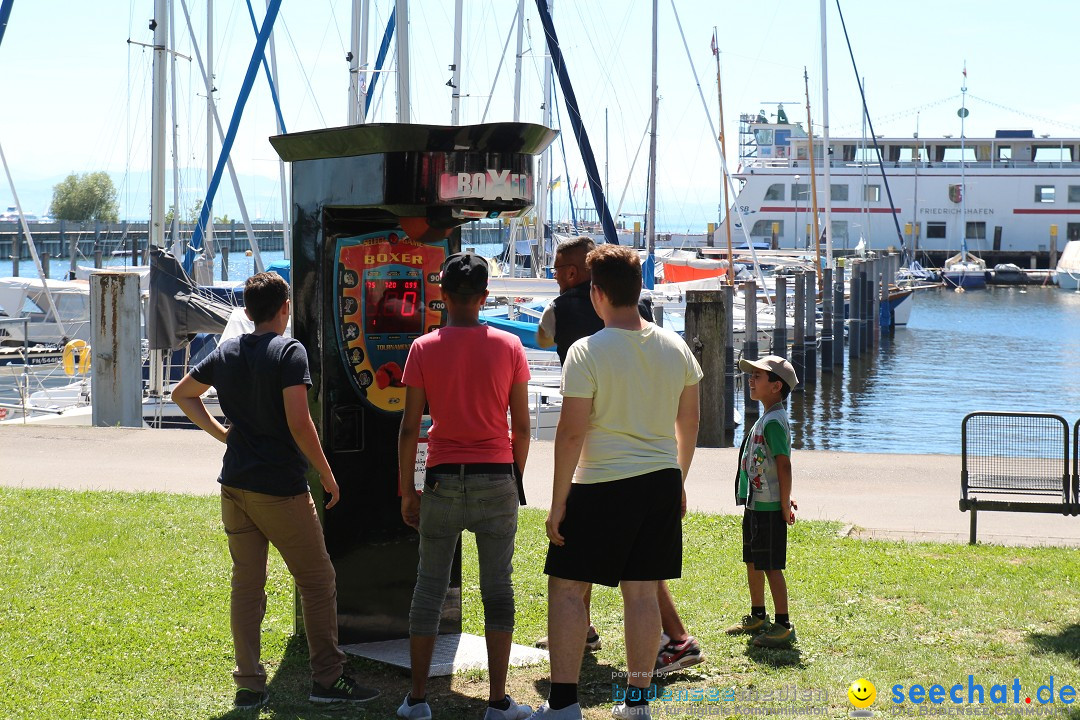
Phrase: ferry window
[
  {"left": 942, "top": 148, "right": 977, "bottom": 162},
  {"left": 1034, "top": 147, "right": 1073, "bottom": 163},
  {"left": 794, "top": 142, "right": 824, "bottom": 161},
  {"left": 764, "top": 184, "right": 786, "bottom": 201},
  {"left": 965, "top": 222, "right": 986, "bottom": 240},
  {"left": 863, "top": 185, "right": 881, "bottom": 202},
  {"left": 1068, "top": 186, "right": 1080, "bottom": 202},
  {"left": 997, "top": 147, "right": 1012, "bottom": 161},
  {"left": 1035, "top": 185, "right": 1056, "bottom": 203},
  {"left": 899, "top": 148, "right": 928, "bottom": 162},
  {"left": 750, "top": 220, "right": 782, "bottom": 236},
  {"left": 926, "top": 222, "right": 947, "bottom": 239},
  {"left": 791, "top": 184, "right": 810, "bottom": 202},
  {"left": 831, "top": 184, "right": 849, "bottom": 201},
  {"left": 854, "top": 148, "right": 882, "bottom": 163},
  {"left": 754, "top": 129, "right": 775, "bottom": 146}
]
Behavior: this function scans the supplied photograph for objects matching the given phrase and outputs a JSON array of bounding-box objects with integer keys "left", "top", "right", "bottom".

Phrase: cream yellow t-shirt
[{"left": 561, "top": 323, "right": 703, "bottom": 484}]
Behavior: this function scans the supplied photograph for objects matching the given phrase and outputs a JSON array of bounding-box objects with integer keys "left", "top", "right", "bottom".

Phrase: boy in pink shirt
[{"left": 397, "top": 252, "right": 533, "bottom": 720}]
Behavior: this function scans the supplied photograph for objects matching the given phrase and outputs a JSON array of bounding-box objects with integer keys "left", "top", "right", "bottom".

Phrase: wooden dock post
[
  {"left": 1050, "top": 225, "right": 1058, "bottom": 270},
  {"left": 864, "top": 262, "right": 874, "bottom": 352},
  {"left": 11, "top": 222, "right": 19, "bottom": 276},
  {"left": 41, "top": 252, "right": 50, "bottom": 279},
  {"left": 221, "top": 243, "right": 230, "bottom": 282},
  {"left": 93, "top": 220, "right": 102, "bottom": 269},
  {"left": 849, "top": 262, "right": 861, "bottom": 359},
  {"left": 821, "top": 267, "right": 833, "bottom": 374},
  {"left": 833, "top": 264, "right": 845, "bottom": 367},
  {"left": 91, "top": 272, "right": 143, "bottom": 427},
  {"left": 685, "top": 290, "right": 727, "bottom": 447},
  {"left": 723, "top": 284, "right": 736, "bottom": 441},
  {"left": 802, "top": 270, "right": 815, "bottom": 386},
  {"left": 772, "top": 275, "right": 788, "bottom": 356},
  {"left": 66, "top": 219, "right": 78, "bottom": 279},
  {"left": 743, "top": 281, "right": 759, "bottom": 416},
  {"left": 792, "top": 272, "right": 805, "bottom": 390}
]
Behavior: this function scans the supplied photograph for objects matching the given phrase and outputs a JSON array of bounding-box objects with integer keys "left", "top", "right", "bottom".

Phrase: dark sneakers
[
  {"left": 309, "top": 675, "right": 381, "bottom": 704},
  {"left": 234, "top": 688, "right": 269, "bottom": 710}
]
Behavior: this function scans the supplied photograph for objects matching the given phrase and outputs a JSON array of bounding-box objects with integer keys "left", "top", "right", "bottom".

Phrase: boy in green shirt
[{"left": 726, "top": 355, "right": 799, "bottom": 649}]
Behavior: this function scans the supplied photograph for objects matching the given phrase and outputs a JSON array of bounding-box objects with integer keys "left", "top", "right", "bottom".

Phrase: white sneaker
[
  {"left": 397, "top": 693, "right": 433, "bottom": 720},
  {"left": 527, "top": 702, "right": 583, "bottom": 719},
  {"left": 612, "top": 703, "right": 652, "bottom": 719},
  {"left": 484, "top": 695, "right": 533, "bottom": 720}
]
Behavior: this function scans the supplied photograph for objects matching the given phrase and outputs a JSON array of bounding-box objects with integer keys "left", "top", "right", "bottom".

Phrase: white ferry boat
[{"left": 720, "top": 107, "right": 1080, "bottom": 262}]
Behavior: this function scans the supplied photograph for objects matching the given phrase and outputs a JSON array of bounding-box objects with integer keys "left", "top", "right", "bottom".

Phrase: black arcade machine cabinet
[{"left": 270, "top": 123, "right": 556, "bottom": 643}]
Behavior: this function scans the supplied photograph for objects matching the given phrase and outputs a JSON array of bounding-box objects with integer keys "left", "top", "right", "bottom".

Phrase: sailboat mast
[
  {"left": 151, "top": 0, "right": 168, "bottom": 256},
  {"left": 149, "top": 0, "right": 169, "bottom": 398},
  {"left": 396, "top": 0, "right": 410, "bottom": 123},
  {"left": 205, "top": 0, "right": 215, "bottom": 257},
  {"left": 713, "top": 27, "right": 733, "bottom": 284},
  {"left": 804, "top": 69, "right": 822, "bottom": 288},
  {"left": 348, "top": 0, "right": 362, "bottom": 124},
  {"left": 513, "top": 0, "right": 524, "bottom": 121},
  {"left": 537, "top": 0, "right": 553, "bottom": 271},
  {"left": 960, "top": 63, "right": 968, "bottom": 262},
  {"left": 818, "top": 0, "right": 834, "bottom": 266},
  {"left": 645, "top": 0, "right": 658, "bottom": 273},
  {"left": 450, "top": 0, "right": 463, "bottom": 124},
  {"left": 266, "top": 0, "right": 289, "bottom": 259},
  {"left": 170, "top": 0, "right": 181, "bottom": 260}
]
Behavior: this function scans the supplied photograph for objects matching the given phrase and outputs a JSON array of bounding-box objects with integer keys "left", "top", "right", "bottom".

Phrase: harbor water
[
  {"left": 785, "top": 285, "right": 1080, "bottom": 455},
  {"left": 9, "top": 254, "right": 1080, "bottom": 456}
]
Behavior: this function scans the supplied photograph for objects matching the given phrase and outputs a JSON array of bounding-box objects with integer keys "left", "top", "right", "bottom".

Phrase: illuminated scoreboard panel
[{"left": 335, "top": 231, "right": 448, "bottom": 412}]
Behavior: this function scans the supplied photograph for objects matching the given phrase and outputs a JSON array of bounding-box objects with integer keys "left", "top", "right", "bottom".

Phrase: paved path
[{"left": 2, "top": 425, "right": 1078, "bottom": 547}]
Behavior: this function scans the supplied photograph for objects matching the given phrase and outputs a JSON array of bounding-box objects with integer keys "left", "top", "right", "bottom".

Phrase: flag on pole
[
  {"left": 549, "top": 175, "right": 562, "bottom": 190},
  {"left": 711, "top": 31, "right": 718, "bottom": 57}
]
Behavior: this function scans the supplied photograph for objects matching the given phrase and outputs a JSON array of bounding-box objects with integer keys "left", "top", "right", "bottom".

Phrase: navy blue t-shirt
[{"left": 190, "top": 332, "right": 311, "bottom": 496}]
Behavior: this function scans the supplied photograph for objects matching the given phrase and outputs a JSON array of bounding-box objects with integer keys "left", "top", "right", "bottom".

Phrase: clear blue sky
[{"left": 2, "top": 0, "right": 1078, "bottom": 229}]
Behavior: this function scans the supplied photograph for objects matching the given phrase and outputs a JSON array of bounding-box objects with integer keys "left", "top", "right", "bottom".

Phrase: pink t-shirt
[{"left": 401, "top": 324, "right": 530, "bottom": 465}]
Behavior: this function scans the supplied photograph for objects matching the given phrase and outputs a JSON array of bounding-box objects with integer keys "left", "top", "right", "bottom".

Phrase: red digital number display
[{"left": 364, "top": 278, "right": 423, "bottom": 333}]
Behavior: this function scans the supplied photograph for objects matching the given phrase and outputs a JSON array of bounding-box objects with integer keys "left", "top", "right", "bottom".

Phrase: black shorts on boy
[
  {"left": 742, "top": 508, "right": 787, "bottom": 571},
  {"left": 544, "top": 468, "right": 682, "bottom": 587}
]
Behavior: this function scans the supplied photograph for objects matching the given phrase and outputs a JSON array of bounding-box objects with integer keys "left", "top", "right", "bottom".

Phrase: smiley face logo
[{"left": 848, "top": 678, "right": 876, "bottom": 709}]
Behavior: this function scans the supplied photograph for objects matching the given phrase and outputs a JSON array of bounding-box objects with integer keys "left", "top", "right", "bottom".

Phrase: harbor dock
[{"left": 2, "top": 424, "right": 1077, "bottom": 548}]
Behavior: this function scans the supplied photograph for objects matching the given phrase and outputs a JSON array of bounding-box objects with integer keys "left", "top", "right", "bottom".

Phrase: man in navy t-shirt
[{"left": 173, "top": 271, "right": 379, "bottom": 710}]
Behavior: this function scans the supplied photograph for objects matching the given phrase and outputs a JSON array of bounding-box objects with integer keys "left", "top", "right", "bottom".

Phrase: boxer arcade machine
[{"left": 270, "top": 123, "right": 555, "bottom": 642}]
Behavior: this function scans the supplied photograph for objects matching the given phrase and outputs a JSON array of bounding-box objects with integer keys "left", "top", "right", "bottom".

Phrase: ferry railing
[
  {"left": 960, "top": 411, "right": 1075, "bottom": 544},
  {"left": 742, "top": 159, "right": 1080, "bottom": 171}
]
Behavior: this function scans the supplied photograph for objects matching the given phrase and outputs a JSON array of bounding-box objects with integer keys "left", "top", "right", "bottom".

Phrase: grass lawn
[{"left": 1, "top": 487, "right": 1079, "bottom": 719}]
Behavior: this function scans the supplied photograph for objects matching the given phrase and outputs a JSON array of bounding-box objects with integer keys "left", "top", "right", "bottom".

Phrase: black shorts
[
  {"left": 543, "top": 468, "right": 682, "bottom": 588},
  {"left": 742, "top": 508, "right": 787, "bottom": 571}
]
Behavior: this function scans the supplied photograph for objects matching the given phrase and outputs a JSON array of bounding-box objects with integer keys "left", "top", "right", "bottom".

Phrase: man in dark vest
[
  {"left": 534, "top": 239, "right": 701, "bottom": 678},
  {"left": 537, "top": 236, "right": 652, "bottom": 363}
]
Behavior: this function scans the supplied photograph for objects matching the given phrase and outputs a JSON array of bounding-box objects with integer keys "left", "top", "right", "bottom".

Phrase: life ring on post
[{"left": 62, "top": 339, "right": 91, "bottom": 376}]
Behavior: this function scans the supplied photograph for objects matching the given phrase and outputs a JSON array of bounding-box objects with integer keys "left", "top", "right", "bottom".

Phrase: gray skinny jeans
[{"left": 409, "top": 467, "right": 519, "bottom": 636}]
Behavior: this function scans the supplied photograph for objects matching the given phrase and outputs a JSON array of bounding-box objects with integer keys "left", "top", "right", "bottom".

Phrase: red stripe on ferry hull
[
  {"left": 759, "top": 206, "right": 902, "bottom": 214},
  {"left": 1012, "top": 208, "right": 1080, "bottom": 214}
]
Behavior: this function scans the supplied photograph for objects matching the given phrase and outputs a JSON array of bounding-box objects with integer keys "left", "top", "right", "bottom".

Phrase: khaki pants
[{"left": 221, "top": 486, "right": 345, "bottom": 691}]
